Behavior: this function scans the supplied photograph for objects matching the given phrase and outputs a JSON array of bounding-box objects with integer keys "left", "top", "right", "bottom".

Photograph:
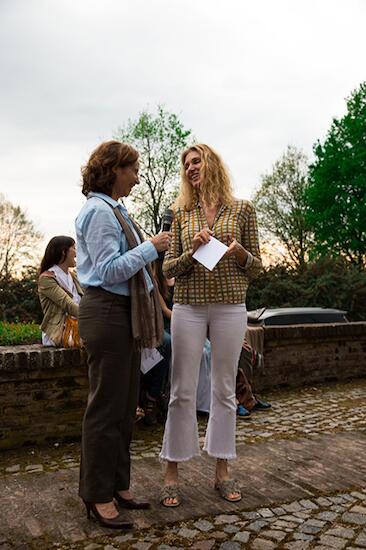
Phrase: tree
[
  {"left": 306, "top": 82, "right": 366, "bottom": 266},
  {"left": 0, "top": 194, "right": 43, "bottom": 280},
  {"left": 115, "top": 105, "right": 193, "bottom": 235},
  {"left": 253, "top": 146, "right": 313, "bottom": 269},
  {"left": 0, "top": 266, "right": 42, "bottom": 323}
]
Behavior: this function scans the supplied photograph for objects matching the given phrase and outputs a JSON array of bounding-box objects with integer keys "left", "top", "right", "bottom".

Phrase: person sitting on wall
[
  {"left": 38, "top": 236, "right": 83, "bottom": 347},
  {"left": 236, "top": 339, "right": 271, "bottom": 417}
]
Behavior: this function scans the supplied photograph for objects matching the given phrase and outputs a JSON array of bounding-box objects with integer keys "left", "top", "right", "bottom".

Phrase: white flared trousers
[{"left": 160, "top": 303, "right": 247, "bottom": 462}]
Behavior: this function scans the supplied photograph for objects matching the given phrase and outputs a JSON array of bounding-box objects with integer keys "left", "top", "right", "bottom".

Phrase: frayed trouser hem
[
  {"left": 159, "top": 452, "right": 201, "bottom": 463},
  {"left": 203, "top": 448, "right": 237, "bottom": 460}
]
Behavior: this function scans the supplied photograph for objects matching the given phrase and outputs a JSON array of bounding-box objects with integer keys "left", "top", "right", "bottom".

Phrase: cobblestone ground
[{"left": 1, "top": 379, "right": 366, "bottom": 549}]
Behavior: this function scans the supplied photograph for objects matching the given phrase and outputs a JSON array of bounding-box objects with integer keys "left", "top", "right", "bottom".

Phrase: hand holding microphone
[{"left": 150, "top": 208, "right": 174, "bottom": 258}]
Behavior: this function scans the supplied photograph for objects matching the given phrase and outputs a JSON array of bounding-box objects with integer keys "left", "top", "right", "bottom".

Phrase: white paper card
[
  {"left": 140, "top": 347, "right": 163, "bottom": 374},
  {"left": 192, "top": 236, "right": 228, "bottom": 271}
]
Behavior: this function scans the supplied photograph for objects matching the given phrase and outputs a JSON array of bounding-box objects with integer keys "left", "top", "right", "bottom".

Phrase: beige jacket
[{"left": 38, "top": 272, "right": 84, "bottom": 345}]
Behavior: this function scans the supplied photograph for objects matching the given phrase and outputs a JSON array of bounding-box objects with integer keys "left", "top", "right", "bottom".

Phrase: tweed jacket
[
  {"left": 38, "top": 271, "right": 83, "bottom": 345},
  {"left": 162, "top": 200, "right": 262, "bottom": 305}
]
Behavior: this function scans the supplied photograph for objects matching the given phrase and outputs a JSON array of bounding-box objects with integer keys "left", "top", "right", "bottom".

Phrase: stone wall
[
  {"left": 253, "top": 322, "right": 366, "bottom": 391},
  {"left": 0, "top": 346, "right": 88, "bottom": 450},
  {"left": 0, "top": 322, "right": 365, "bottom": 450}
]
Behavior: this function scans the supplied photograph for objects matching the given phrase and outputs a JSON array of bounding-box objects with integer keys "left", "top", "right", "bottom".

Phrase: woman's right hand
[
  {"left": 150, "top": 232, "right": 173, "bottom": 253},
  {"left": 190, "top": 229, "right": 213, "bottom": 255}
]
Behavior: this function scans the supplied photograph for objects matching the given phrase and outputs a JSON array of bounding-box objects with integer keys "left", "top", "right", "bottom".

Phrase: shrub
[{"left": 247, "top": 257, "right": 366, "bottom": 321}]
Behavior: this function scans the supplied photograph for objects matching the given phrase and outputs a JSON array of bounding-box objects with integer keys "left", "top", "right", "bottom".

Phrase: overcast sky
[{"left": 0, "top": 0, "right": 365, "bottom": 249}]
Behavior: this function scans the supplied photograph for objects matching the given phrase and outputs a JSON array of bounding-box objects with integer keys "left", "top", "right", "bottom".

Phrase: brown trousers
[{"left": 78, "top": 287, "right": 140, "bottom": 503}]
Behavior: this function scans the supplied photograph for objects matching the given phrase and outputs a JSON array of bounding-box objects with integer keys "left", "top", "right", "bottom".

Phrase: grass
[{"left": 0, "top": 321, "right": 41, "bottom": 346}]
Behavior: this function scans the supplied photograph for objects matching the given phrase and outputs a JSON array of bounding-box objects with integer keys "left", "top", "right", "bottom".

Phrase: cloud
[{"left": 0, "top": 0, "right": 365, "bottom": 244}]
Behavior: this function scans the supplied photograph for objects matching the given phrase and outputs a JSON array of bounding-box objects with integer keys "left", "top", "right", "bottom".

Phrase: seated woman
[{"left": 38, "top": 236, "right": 83, "bottom": 346}]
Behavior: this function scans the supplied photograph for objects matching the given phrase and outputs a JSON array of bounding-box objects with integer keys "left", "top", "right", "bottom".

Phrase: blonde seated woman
[{"left": 38, "top": 236, "right": 83, "bottom": 347}]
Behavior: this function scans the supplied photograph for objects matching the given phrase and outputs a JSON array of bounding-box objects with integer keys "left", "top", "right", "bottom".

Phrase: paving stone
[
  {"left": 318, "top": 535, "right": 348, "bottom": 549},
  {"left": 316, "top": 497, "right": 332, "bottom": 507},
  {"left": 85, "top": 544, "right": 102, "bottom": 549},
  {"left": 214, "top": 514, "right": 240, "bottom": 524},
  {"left": 210, "top": 532, "right": 227, "bottom": 540},
  {"left": 232, "top": 531, "right": 250, "bottom": 543},
  {"left": 354, "top": 530, "right": 366, "bottom": 547},
  {"left": 191, "top": 541, "right": 215, "bottom": 550},
  {"left": 342, "top": 512, "right": 366, "bottom": 525},
  {"left": 258, "top": 508, "right": 275, "bottom": 518},
  {"left": 299, "top": 519, "right": 325, "bottom": 534},
  {"left": 281, "top": 514, "right": 305, "bottom": 524},
  {"left": 284, "top": 543, "right": 310, "bottom": 550},
  {"left": 351, "top": 492, "right": 366, "bottom": 500},
  {"left": 193, "top": 520, "right": 214, "bottom": 532},
  {"left": 272, "top": 520, "right": 298, "bottom": 529},
  {"left": 299, "top": 499, "right": 319, "bottom": 510},
  {"left": 5, "top": 465, "right": 21, "bottom": 473},
  {"left": 247, "top": 520, "right": 268, "bottom": 532},
  {"left": 351, "top": 505, "right": 366, "bottom": 514},
  {"left": 283, "top": 502, "right": 303, "bottom": 513},
  {"left": 104, "top": 546, "right": 117, "bottom": 550},
  {"left": 272, "top": 507, "right": 286, "bottom": 515},
  {"left": 24, "top": 464, "right": 44, "bottom": 472},
  {"left": 329, "top": 496, "right": 348, "bottom": 504},
  {"left": 177, "top": 528, "right": 199, "bottom": 539},
  {"left": 260, "top": 529, "right": 287, "bottom": 541},
  {"left": 326, "top": 526, "right": 355, "bottom": 539},
  {"left": 114, "top": 534, "right": 134, "bottom": 543},
  {"left": 315, "top": 511, "right": 339, "bottom": 521},
  {"left": 241, "top": 511, "right": 260, "bottom": 520},
  {"left": 293, "top": 511, "right": 311, "bottom": 519},
  {"left": 293, "top": 533, "right": 314, "bottom": 541},
  {"left": 219, "top": 543, "right": 241, "bottom": 550},
  {"left": 224, "top": 525, "right": 239, "bottom": 534},
  {"left": 251, "top": 538, "right": 276, "bottom": 549},
  {"left": 330, "top": 504, "right": 347, "bottom": 513}
]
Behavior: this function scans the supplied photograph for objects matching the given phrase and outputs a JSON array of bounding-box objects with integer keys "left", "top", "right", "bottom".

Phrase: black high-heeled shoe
[
  {"left": 83, "top": 500, "right": 133, "bottom": 529},
  {"left": 113, "top": 491, "right": 151, "bottom": 510}
]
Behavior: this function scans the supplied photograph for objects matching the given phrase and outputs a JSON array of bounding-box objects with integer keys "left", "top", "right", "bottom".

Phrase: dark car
[{"left": 247, "top": 307, "right": 348, "bottom": 326}]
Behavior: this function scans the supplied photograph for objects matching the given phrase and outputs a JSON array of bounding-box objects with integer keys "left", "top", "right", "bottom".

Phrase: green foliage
[
  {"left": 306, "top": 82, "right": 366, "bottom": 266},
  {"left": 253, "top": 146, "right": 313, "bottom": 269},
  {"left": 115, "top": 105, "right": 192, "bottom": 235},
  {"left": 0, "top": 321, "right": 41, "bottom": 346},
  {"left": 0, "top": 267, "right": 42, "bottom": 323},
  {"left": 247, "top": 257, "right": 366, "bottom": 321}
]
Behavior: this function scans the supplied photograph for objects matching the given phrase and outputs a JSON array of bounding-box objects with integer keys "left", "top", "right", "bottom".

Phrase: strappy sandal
[
  {"left": 160, "top": 484, "right": 181, "bottom": 508},
  {"left": 214, "top": 479, "right": 242, "bottom": 502}
]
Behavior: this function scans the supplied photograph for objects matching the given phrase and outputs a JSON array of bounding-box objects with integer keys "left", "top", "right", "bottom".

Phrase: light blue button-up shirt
[{"left": 75, "top": 192, "right": 158, "bottom": 295}]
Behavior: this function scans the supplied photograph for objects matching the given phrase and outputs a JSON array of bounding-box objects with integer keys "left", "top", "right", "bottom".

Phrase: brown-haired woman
[
  {"left": 159, "top": 144, "right": 262, "bottom": 506},
  {"left": 76, "top": 140, "right": 172, "bottom": 528},
  {"left": 38, "top": 236, "right": 83, "bottom": 346}
]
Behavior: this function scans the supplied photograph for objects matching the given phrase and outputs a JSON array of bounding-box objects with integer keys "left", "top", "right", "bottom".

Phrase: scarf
[{"left": 112, "top": 206, "right": 163, "bottom": 350}]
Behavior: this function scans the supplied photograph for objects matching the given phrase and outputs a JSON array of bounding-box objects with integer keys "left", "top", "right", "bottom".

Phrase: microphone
[{"left": 158, "top": 208, "right": 174, "bottom": 260}]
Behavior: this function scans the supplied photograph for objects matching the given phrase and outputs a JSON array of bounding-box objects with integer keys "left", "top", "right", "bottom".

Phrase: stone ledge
[{"left": 0, "top": 322, "right": 365, "bottom": 450}]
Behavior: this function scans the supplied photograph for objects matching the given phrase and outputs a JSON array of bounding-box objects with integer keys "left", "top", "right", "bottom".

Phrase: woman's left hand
[{"left": 224, "top": 238, "right": 248, "bottom": 266}]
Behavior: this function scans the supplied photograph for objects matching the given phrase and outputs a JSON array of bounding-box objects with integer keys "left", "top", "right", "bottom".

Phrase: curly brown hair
[
  {"left": 175, "top": 144, "right": 235, "bottom": 210},
  {"left": 81, "top": 140, "right": 139, "bottom": 197}
]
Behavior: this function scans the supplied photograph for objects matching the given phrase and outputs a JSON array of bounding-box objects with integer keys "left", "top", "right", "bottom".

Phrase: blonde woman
[{"left": 160, "top": 144, "right": 262, "bottom": 506}]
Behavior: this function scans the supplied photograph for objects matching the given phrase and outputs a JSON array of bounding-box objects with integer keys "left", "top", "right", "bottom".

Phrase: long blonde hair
[{"left": 174, "top": 144, "right": 235, "bottom": 210}]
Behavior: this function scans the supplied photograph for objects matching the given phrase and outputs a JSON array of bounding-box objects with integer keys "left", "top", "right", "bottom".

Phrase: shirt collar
[
  {"left": 88, "top": 191, "right": 119, "bottom": 208},
  {"left": 88, "top": 192, "right": 129, "bottom": 216}
]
